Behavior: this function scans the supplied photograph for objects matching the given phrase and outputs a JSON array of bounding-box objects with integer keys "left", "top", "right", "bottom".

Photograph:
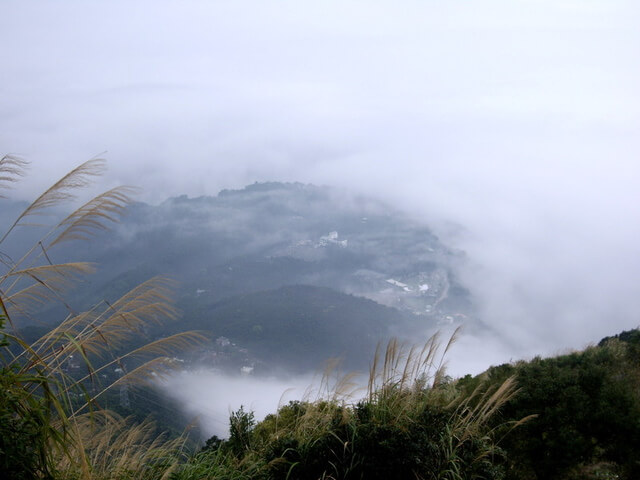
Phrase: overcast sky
[{"left": 2, "top": 0, "right": 640, "bottom": 369}]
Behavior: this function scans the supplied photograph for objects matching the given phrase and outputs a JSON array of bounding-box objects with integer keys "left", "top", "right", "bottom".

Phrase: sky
[{"left": 2, "top": 1, "right": 640, "bottom": 374}]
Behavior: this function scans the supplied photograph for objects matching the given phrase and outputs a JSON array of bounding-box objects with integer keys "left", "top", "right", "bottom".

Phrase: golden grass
[
  {"left": 56, "top": 411, "right": 188, "bottom": 480},
  {"left": 0, "top": 157, "right": 205, "bottom": 479},
  {"left": 0, "top": 154, "right": 29, "bottom": 197}
]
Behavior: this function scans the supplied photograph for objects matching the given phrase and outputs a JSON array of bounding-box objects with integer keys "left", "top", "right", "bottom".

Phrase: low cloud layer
[
  {"left": 2, "top": 1, "right": 639, "bottom": 372},
  {"left": 160, "top": 370, "right": 329, "bottom": 439}
]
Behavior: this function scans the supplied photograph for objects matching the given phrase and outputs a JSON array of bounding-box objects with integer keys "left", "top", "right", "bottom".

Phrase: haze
[{"left": 2, "top": 0, "right": 639, "bottom": 376}]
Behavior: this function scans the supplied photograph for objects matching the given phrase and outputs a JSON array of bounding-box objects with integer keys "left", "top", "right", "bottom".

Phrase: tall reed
[
  {"left": 0, "top": 156, "right": 202, "bottom": 479},
  {"left": 216, "top": 330, "right": 523, "bottom": 480}
]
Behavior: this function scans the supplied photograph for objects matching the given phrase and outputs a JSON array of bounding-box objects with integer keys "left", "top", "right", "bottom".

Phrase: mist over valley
[
  {"left": 6, "top": 179, "right": 637, "bottom": 441},
  {"left": 3, "top": 2, "right": 640, "bottom": 476},
  {"left": 5, "top": 181, "right": 481, "bottom": 436}
]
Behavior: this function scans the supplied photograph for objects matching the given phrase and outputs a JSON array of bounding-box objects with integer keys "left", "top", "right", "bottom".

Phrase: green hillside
[
  {"left": 457, "top": 329, "right": 640, "bottom": 479},
  {"left": 176, "top": 284, "right": 411, "bottom": 372}
]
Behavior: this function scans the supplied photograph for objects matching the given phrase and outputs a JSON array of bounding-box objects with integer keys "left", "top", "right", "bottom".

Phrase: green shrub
[{"left": 190, "top": 334, "right": 516, "bottom": 480}]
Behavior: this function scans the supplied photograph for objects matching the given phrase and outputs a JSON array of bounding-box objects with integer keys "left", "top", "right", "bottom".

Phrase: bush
[
  {"left": 484, "top": 336, "right": 640, "bottom": 480},
  {"left": 189, "top": 334, "right": 516, "bottom": 480}
]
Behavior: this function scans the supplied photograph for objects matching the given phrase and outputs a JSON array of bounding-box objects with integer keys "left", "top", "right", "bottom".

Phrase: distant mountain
[{"left": 4, "top": 182, "right": 474, "bottom": 372}]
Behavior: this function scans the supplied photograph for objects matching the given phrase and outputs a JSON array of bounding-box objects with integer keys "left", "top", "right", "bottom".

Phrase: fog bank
[
  {"left": 161, "top": 370, "right": 322, "bottom": 439},
  {"left": 2, "top": 0, "right": 639, "bottom": 372}
]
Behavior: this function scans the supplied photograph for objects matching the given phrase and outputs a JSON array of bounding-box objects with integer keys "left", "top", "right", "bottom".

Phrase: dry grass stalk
[
  {"left": 0, "top": 158, "right": 139, "bottom": 332},
  {"left": 368, "top": 329, "right": 459, "bottom": 402},
  {"left": 0, "top": 154, "right": 29, "bottom": 197},
  {"left": 0, "top": 158, "right": 106, "bottom": 246},
  {"left": 0, "top": 158, "right": 205, "bottom": 479},
  {"left": 56, "top": 411, "right": 187, "bottom": 480},
  {"left": 50, "top": 185, "right": 139, "bottom": 247},
  {"left": 449, "top": 374, "right": 528, "bottom": 452}
]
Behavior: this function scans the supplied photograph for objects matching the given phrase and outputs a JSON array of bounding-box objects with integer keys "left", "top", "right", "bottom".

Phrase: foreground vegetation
[
  {"left": 170, "top": 330, "right": 640, "bottom": 480},
  {"left": 174, "top": 334, "right": 521, "bottom": 480},
  {"left": 2, "top": 156, "right": 639, "bottom": 479},
  {"left": 0, "top": 156, "right": 199, "bottom": 479},
  {"left": 468, "top": 329, "right": 640, "bottom": 480}
]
